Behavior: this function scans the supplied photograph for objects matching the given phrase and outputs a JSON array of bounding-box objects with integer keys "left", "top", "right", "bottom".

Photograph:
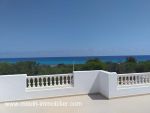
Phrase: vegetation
[{"left": 0, "top": 57, "right": 150, "bottom": 76}]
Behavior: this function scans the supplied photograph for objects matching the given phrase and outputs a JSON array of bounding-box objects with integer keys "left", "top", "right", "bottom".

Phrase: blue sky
[{"left": 0, "top": 0, "right": 150, "bottom": 58}]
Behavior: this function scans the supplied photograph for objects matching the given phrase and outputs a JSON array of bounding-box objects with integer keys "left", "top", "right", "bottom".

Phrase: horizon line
[{"left": 0, "top": 54, "right": 150, "bottom": 59}]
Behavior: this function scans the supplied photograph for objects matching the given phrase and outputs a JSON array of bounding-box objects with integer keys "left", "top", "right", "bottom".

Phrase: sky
[{"left": 0, "top": 0, "right": 150, "bottom": 58}]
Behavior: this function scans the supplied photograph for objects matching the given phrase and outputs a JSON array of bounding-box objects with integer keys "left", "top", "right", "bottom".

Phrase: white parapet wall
[
  {"left": 98, "top": 71, "right": 150, "bottom": 99},
  {"left": 98, "top": 71, "right": 118, "bottom": 98},
  {"left": 1, "top": 70, "right": 150, "bottom": 102},
  {"left": 0, "top": 70, "right": 104, "bottom": 102},
  {"left": 113, "top": 72, "right": 150, "bottom": 98},
  {"left": 25, "top": 71, "right": 101, "bottom": 101},
  {"left": 0, "top": 74, "right": 27, "bottom": 102}
]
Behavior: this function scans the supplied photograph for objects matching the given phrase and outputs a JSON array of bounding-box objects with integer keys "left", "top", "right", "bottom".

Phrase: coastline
[{"left": 0, "top": 55, "right": 150, "bottom": 65}]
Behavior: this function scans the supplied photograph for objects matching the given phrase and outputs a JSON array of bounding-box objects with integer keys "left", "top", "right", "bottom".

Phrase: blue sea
[{"left": 0, "top": 55, "right": 150, "bottom": 65}]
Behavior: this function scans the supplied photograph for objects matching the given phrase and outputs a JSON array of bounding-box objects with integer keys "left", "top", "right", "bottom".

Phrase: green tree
[
  {"left": 126, "top": 56, "right": 137, "bottom": 63},
  {"left": 0, "top": 63, "right": 15, "bottom": 75},
  {"left": 82, "top": 59, "right": 106, "bottom": 70},
  {"left": 14, "top": 61, "right": 39, "bottom": 76}
]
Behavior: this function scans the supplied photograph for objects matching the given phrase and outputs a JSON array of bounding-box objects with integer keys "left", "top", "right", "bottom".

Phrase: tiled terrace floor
[{"left": 0, "top": 94, "right": 150, "bottom": 113}]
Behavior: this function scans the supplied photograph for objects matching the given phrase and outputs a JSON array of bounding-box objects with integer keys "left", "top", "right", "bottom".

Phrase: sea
[{"left": 0, "top": 55, "right": 150, "bottom": 65}]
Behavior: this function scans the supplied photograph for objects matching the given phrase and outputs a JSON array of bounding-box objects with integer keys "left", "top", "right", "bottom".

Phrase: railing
[
  {"left": 117, "top": 72, "right": 150, "bottom": 86},
  {"left": 26, "top": 73, "right": 74, "bottom": 89}
]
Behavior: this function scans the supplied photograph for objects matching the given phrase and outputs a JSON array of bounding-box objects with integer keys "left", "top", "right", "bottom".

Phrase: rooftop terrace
[
  {"left": 1, "top": 70, "right": 150, "bottom": 113},
  {"left": 1, "top": 94, "right": 150, "bottom": 113}
]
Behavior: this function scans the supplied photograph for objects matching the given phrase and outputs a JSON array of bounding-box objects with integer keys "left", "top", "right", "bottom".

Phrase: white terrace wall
[
  {"left": 0, "top": 70, "right": 104, "bottom": 102},
  {"left": 1, "top": 70, "right": 150, "bottom": 102},
  {"left": 0, "top": 74, "right": 27, "bottom": 102},
  {"left": 98, "top": 71, "right": 117, "bottom": 98},
  {"left": 98, "top": 72, "right": 150, "bottom": 99},
  {"left": 25, "top": 71, "right": 100, "bottom": 102},
  {"left": 112, "top": 72, "right": 150, "bottom": 98}
]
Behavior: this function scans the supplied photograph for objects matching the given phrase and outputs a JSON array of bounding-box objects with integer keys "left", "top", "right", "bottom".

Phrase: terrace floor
[{"left": 1, "top": 94, "right": 150, "bottom": 113}]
